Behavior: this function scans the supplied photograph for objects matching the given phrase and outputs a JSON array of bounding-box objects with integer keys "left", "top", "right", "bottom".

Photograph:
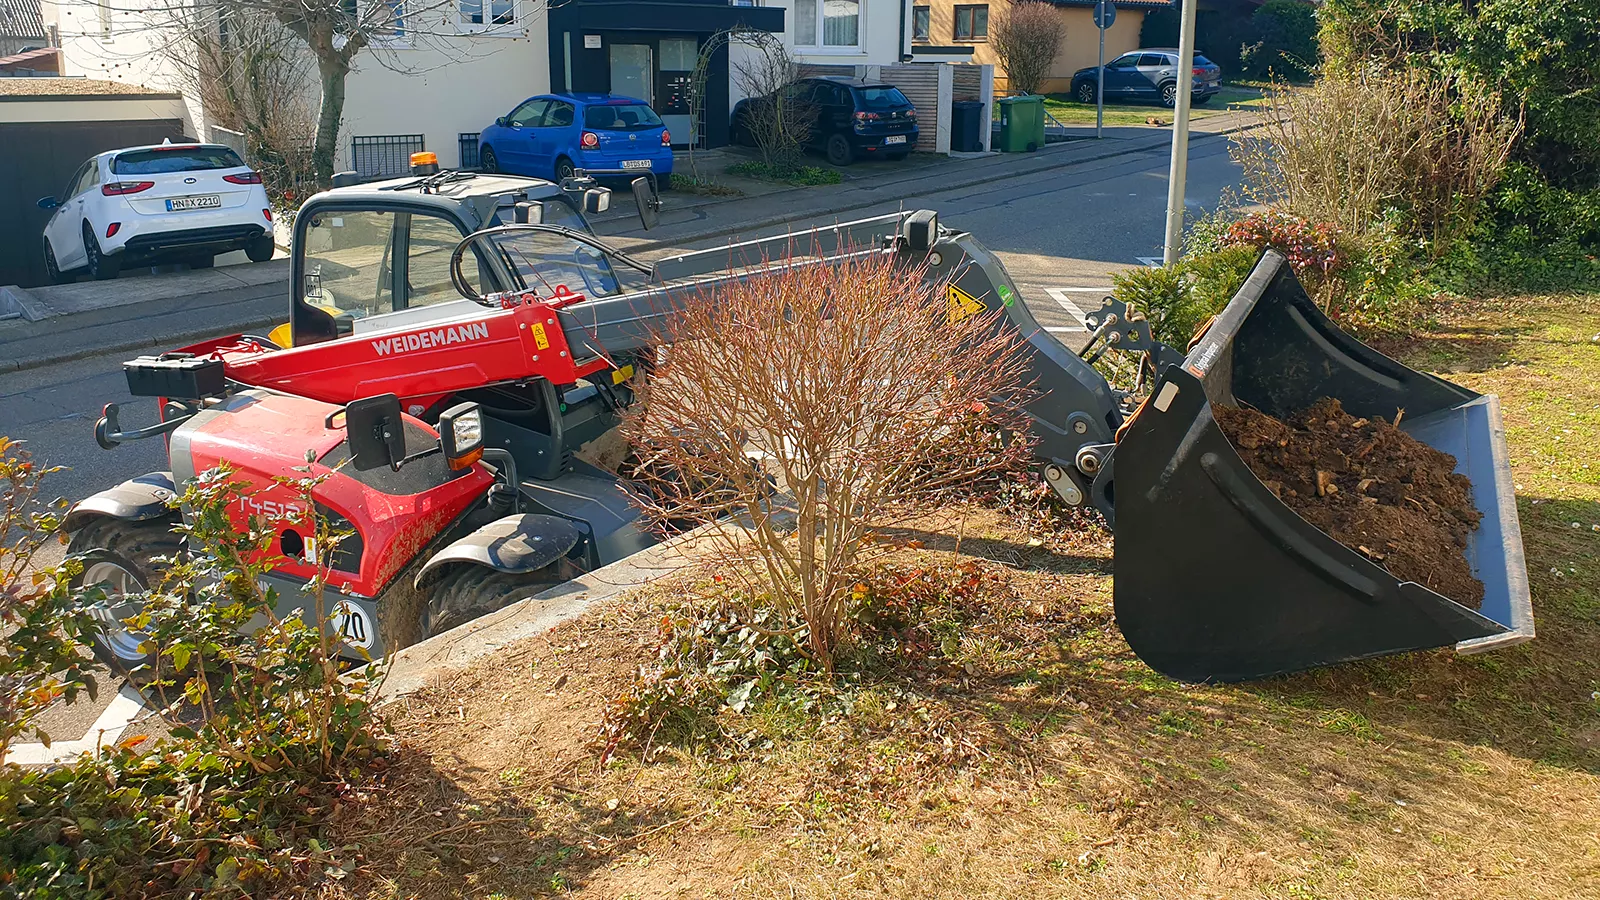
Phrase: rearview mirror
[
  {"left": 631, "top": 177, "right": 659, "bottom": 231},
  {"left": 37, "top": 197, "right": 58, "bottom": 210},
  {"left": 344, "top": 393, "right": 406, "bottom": 471},
  {"left": 584, "top": 187, "right": 611, "bottom": 215}
]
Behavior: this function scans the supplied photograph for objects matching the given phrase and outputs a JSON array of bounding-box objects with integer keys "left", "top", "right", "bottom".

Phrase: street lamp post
[{"left": 1161, "top": 0, "right": 1199, "bottom": 266}]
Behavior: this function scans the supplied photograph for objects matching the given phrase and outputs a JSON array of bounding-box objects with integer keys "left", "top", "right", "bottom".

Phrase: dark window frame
[
  {"left": 912, "top": 5, "right": 930, "bottom": 41},
  {"left": 954, "top": 4, "right": 988, "bottom": 41}
]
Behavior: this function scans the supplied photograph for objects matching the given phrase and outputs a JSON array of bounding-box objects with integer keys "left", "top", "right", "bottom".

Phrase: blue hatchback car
[{"left": 478, "top": 93, "right": 674, "bottom": 186}]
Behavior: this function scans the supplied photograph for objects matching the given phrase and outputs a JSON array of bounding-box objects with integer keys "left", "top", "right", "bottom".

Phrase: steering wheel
[{"left": 449, "top": 223, "right": 653, "bottom": 306}]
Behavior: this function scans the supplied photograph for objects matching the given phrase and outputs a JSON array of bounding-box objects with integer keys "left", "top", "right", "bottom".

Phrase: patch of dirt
[{"left": 1214, "top": 398, "right": 1485, "bottom": 606}]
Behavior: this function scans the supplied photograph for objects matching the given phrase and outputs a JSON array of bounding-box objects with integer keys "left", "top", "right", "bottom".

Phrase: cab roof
[{"left": 301, "top": 171, "right": 570, "bottom": 230}]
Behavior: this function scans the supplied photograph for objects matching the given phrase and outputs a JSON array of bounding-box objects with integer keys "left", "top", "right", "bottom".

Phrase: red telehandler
[{"left": 67, "top": 186, "right": 1533, "bottom": 682}]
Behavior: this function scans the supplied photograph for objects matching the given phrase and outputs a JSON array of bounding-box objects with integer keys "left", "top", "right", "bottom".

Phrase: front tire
[
  {"left": 245, "top": 235, "right": 275, "bottom": 262},
  {"left": 68, "top": 517, "right": 182, "bottom": 675},
  {"left": 82, "top": 224, "right": 121, "bottom": 281},
  {"left": 422, "top": 561, "right": 578, "bottom": 638},
  {"left": 1075, "top": 80, "right": 1096, "bottom": 104},
  {"left": 480, "top": 146, "right": 500, "bottom": 173},
  {"left": 825, "top": 134, "right": 854, "bottom": 166}
]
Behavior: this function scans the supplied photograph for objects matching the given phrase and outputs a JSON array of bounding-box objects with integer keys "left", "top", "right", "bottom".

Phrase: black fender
[
  {"left": 414, "top": 513, "right": 582, "bottom": 590},
  {"left": 63, "top": 472, "right": 178, "bottom": 532}
]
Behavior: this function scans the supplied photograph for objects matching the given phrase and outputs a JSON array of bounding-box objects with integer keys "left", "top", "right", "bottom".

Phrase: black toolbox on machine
[{"left": 124, "top": 355, "right": 226, "bottom": 400}]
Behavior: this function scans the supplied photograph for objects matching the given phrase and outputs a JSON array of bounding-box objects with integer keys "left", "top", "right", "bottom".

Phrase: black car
[
  {"left": 1069, "top": 49, "right": 1223, "bottom": 108},
  {"left": 732, "top": 76, "right": 919, "bottom": 165}
]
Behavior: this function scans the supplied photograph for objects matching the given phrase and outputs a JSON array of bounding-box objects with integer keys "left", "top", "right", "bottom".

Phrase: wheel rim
[
  {"left": 1079, "top": 84, "right": 1093, "bottom": 103},
  {"left": 45, "top": 242, "right": 59, "bottom": 278},
  {"left": 1162, "top": 84, "right": 1177, "bottom": 107},
  {"left": 82, "top": 560, "right": 150, "bottom": 663},
  {"left": 556, "top": 160, "right": 574, "bottom": 180},
  {"left": 829, "top": 136, "right": 848, "bottom": 163},
  {"left": 482, "top": 149, "right": 497, "bottom": 172},
  {"left": 85, "top": 233, "right": 100, "bottom": 274}
]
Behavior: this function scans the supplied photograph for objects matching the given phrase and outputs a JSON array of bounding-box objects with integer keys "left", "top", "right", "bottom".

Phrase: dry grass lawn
[{"left": 319, "top": 294, "right": 1600, "bottom": 900}]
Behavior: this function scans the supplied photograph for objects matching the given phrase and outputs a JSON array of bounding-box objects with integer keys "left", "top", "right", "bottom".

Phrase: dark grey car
[{"left": 1070, "top": 50, "right": 1223, "bottom": 108}]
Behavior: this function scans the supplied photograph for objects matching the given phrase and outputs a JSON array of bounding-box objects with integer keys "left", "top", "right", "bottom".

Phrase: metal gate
[{"left": 351, "top": 134, "right": 426, "bottom": 180}]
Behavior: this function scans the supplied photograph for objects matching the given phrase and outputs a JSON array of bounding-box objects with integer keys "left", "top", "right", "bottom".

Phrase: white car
[{"left": 37, "top": 142, "right": 276, "bottom": 282}]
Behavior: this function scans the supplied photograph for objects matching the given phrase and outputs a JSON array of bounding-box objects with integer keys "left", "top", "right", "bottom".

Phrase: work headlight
[{"left": 439, "top": 402, "right": 485, "bottom": 470}]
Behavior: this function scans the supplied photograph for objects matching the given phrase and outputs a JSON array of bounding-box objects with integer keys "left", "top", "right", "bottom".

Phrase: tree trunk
[{"left": 312, "top": 52, "right": 349, "bottom": 186}]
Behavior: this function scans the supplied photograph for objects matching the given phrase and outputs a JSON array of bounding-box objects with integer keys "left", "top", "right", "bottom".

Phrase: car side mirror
[
  {"left": 343, "top": 393, "right": 406, "bottom": 471},
  {"left": 496, "top": 116, "right": 510, "bottom": 128},
  {"left": 630, "top": 177, "right": 659, "bottom": 230},
  {"left": 37, "top": 197, "right": 58, "bottom": 210},
  {"left": 583, "top": 187, "right": 611, "bottom": 215}
]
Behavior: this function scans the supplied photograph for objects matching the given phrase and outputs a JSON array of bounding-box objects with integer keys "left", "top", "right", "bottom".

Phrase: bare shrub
[
  {"left": 1232, "top": 67, "right": 1522, "bottom": 250},
  {"left": 991, "top": 1, "right": 1065, "bottom": 96},
  {"left": 733, "top": 38, "right": 815, "bottom": 168},
  {"left": 622, "top": 250, "right": 1034, "bottom": 671}
]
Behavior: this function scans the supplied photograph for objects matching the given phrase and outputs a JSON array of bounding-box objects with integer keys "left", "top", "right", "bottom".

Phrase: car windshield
[
  {"left": 113, "top": 147, "right": 245, "bottom": 175},
  {"left": 469, "top": 229, "right": 620, "bottom": 301},
  {"left": 1194, "top": 55, "right": 1215, "bottom": 67},
  {"left": 583, "top": 104, "right": 662, "bottom": 131},
  {"left": 856, "top": 87, "right": 911, "bottom": 109}
]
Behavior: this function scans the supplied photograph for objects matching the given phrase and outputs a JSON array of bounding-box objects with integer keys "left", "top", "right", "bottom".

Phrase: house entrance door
[
  {"left": 657, "top": 37, "right": 698, "bottom": 147},
  {"left": 609, "top": 44, "right": 653, "bottom": 103}
]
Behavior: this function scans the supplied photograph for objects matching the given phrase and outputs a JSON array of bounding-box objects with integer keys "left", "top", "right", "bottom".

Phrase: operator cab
[{"left": 280, "top": 153, "right": 654, "bottom": 349}]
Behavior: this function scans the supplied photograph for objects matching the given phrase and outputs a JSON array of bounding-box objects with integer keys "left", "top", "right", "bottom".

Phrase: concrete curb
[
  {"left": 612, "top": 120, "right": 1253, "bottom": 253},
  {"left": 376, "top": 522, "right": 718, "bottom": 700}
]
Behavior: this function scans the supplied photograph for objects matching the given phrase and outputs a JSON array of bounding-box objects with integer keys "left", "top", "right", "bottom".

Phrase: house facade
[
  {"left": 1, "top": 0, "right": 49, "bottom": 57},
  {"left": 912, "top": 0, "right": 1167, "bottom": 93}
]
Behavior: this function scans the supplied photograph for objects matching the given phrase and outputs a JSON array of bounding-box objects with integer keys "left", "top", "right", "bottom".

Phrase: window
[
  {"left": 459, "top": 0, "right": 515, "bottom": 28},
  {"left": 913, "top": 6, "right": 930, "bottom": 41},
  {"left": 507, "top": 99, "right": 548, "bottom": 127},
  {"left": 1109, "top": 53, "right": 1139, "bottom": 68},
  {"left": 1137, "top": 53, "right": 1170, "bottom": 67},
  {"left": 299, "top": 210, "right": 476, "bottom": 321},
  {"left": 542, "top": 101, "right": 575, "bottom": 128},
  {"left": 954, "top": 5, "right": 988, "bottom": 41},
  {"left": 98, "top": 2, "right": 112, "bottom": 38},
  {"left": 379, "top": 0, "right": 406, "bottom": 39},
  {"left": 113, "top": 147, "right": 246, "bottom": 175},
  {"left": 405, "top": 215, "right": 472, "bottom": 309},
  {"left": 584, "top": 104, "right": 663, "bottom": 130},
  {"left": 856, "top": 86, "right": 910, "bottom": 108},
  {"left": 794, "top": 0, "right": 860, "bottom": 49}
]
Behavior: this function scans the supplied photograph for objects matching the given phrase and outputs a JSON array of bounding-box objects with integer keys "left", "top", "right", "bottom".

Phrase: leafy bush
[
  {"left": 725, "top": 161, "right": 843, "bottom": 186},
  {"left": 1111, "top": 247, "right": 1257, "bottom": 348},
  {"left": 0, "top": 461, "right": 383, "bottom": 897},
  {"left": 1223, "top": 209, "right": 1343, "bottom": 279},
  {"left": 670, "top": 173, "right": 743, "bottom": 197},
  {"left": 1242, "top": 0, "right": 1320, "bottom": 80},
  {"left": 1232, "top": 67, "right": 1521, "bottom": 251}
]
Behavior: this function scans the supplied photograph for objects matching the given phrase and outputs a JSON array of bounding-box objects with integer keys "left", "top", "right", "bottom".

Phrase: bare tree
[
  {"left": 731, "top": 35, "right": 814, "bottom": 169},
  {"left": 991, "top": 1, "right": 1064, "bottom": 96},
  {"left": 621, "top": 250, "right": 1034, "bottom": 671}
]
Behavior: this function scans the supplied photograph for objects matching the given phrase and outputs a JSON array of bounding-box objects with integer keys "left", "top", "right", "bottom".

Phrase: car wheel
[
  {"left": 1160, "top": 82, "right": 1179, "bottom": 108},
  {"left": 826, "top": 134, "right": 854, "bottom": 166},
  {"left": 82, "top": 223, "right": 121, "bottom": 281},
  {"left": 43, "top": 238, "right": 70, "bottom": 284},
  {"left": 188, "top": 254, "right": 215, "bottom": 269},
  {"left": 245, "top": 235, "right": 275, "bottom": 263},
  {"left": 554, "top": 156, "right": 577, "bottom": 182},
  {"left": 480, "top": 146, "right": 499, "bottom": 173},
  {"left": 67, "top": 516, "right": 183, "bottom": 676},
  {"left": 1075, "top": 81, "right": 1096, "bottom": 104}
]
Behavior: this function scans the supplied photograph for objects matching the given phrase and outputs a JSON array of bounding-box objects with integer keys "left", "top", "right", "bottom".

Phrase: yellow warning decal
[
  {"left": 947, "top": 283, "right": 987, "bottom": 323},
  {"left": 612, "top": 364, "right": 636, "bottom": 385},
  {"left": 530, "top": 322, "right": 551, "bottom": 350}
]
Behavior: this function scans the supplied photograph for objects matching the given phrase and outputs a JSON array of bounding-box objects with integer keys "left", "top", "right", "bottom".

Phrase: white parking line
[
  {"left": 1136, "top": 256, "right": 1164, "bottom": 267},
  {"left": 4, "top": 684, "right": 149, "bottom": 766},
  {"left": 1044, "top": 288, "right": 1111, "bottom": 332}
]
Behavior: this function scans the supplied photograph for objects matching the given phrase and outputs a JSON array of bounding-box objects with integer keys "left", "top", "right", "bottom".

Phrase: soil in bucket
[{"left": 1213, "top": 398, "right": 1486, "bottom": 607}]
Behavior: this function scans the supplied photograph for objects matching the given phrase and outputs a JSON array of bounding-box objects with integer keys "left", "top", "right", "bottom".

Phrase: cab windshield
[{"left": 469, "top": 229, "right": 620, "bottom": 301}]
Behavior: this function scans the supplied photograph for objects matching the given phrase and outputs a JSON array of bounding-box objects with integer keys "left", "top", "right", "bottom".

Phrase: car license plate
[
  {"left": 884, "top": 135, "right": 907, "bottom": 145},
  {"left": 621, "top": 159, "right": 652, "bottom": 169},
  {"left": 166, "top": 195, "right": 222, "bottom": 211}
]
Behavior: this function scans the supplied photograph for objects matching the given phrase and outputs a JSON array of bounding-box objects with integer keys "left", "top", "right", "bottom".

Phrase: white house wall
[
  {"left": 42, "top": 0, "right": 205, "bottom": 136},
  {"left": 341, "top": 5, "right": 551, "bottom": 170}
]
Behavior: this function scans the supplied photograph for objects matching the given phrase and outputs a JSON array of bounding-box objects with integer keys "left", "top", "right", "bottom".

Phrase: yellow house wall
[{"left": 917, "top": 1, "right": 1146, "bottom": 94}]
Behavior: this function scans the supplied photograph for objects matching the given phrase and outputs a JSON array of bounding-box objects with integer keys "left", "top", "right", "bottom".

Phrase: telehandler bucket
[{"left": 1111, "top": 251, "right": 1534, "bottom": 683}]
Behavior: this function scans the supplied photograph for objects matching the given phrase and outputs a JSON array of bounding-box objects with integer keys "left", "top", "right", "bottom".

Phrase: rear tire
[
  {"left": 480, "top": 146, "right": 500, "bottom": 173},
  {"left": 826, "top": 134, "right": 854, "bottom": 166},
  {"left": 43, "top": 238, "right": 70, "bottom": 284},
  {"left": 188, "top": 254, "right": 215, "bottom": 269},
  {"left": 554, "top": 156, "right": 577, "bottom": 182},
  {"left": 1160, "top": 82, "right": 1179, "bottom": 108},
  {"left": 1075, "top": 81, "right": 1096, "bottom": 104},
  {"left": 422, "top": 561, "right": 579, "bottom": 638},
  {"left": 67, "top": 517, "right": 182, "bottom": 676},
  {"left": 83, "top": 224, "right": 121, "bottom": 281},
  {"left": 245, "top": 235, "right": 275, "bottom": 262}
]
